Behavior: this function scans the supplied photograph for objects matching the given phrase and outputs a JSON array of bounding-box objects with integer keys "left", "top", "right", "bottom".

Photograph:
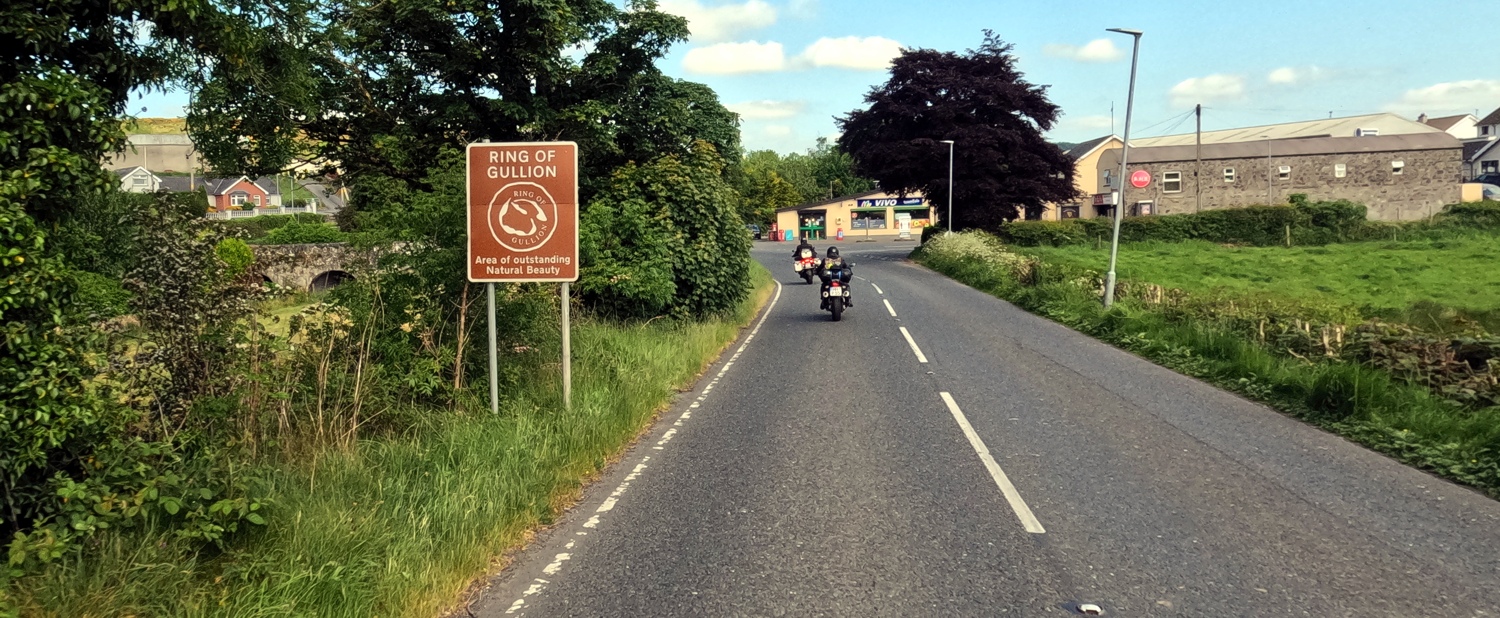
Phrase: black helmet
[{"left": 826, "top": 247, "right": 840, "bottom": 258}]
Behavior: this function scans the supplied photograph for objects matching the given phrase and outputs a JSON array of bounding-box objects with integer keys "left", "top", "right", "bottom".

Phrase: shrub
[
  {"left": 72, "top": 271, "right": 131, "bottom": 319},
  {"left": 998, "top": 200, "right": 1370, "bottom": 247},
  {"left": 217, "top": 213, "right": 327, "bottom": 240},
  {"left": 215, "top": 238, "right": 255, "bottom": 277}
]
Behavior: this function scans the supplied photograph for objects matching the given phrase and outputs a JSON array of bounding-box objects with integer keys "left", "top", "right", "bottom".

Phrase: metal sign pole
[
  {"left": 487, "top": 282, "right": 499, "bottom": 415},
  {"left": 561, "top": 282, "right": 572, "bottom": 410}
]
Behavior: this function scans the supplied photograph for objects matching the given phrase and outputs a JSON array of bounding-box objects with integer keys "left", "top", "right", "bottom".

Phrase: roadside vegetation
[{"left": 913, "top": 202, "right": 1500, "bottom": 499}]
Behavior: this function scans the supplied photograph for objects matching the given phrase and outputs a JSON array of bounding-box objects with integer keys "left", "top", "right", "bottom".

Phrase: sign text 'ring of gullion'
[{"left": 466, "top": 142, "right": 579, "bottom": 283}]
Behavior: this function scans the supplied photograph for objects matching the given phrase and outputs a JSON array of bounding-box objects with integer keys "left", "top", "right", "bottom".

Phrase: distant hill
[
  {"left": 123, "top": 117, "right": 187, "bottom": 134},
  {"left": 1051, "top": 141, "right": 1078, "bottom": 152}
]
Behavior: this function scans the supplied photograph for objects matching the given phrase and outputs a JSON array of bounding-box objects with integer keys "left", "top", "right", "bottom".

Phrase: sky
[{"left": 130, "top": 0, "right": 1500, "bottom": 155}]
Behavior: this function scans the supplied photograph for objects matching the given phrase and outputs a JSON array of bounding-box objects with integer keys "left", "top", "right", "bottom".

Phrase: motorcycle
[
  {"left": 820, "top": 267, "right": 851, "bottom": 321},
  {"left": 792, "top": 249, "right": 818, "bottom": 284}
]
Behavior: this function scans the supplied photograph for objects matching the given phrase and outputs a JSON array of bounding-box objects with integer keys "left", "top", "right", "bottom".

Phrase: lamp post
[
  {"left": 1102, "top": 27, "right": 1142, "bottom": 308},
  {"left": 940, "top": 139, "right": 955, "bottom": 234}
]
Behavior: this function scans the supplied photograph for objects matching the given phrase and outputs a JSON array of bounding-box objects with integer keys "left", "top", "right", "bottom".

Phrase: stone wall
[
  {"left": 253, "top": 243, "right": 371, "bottom": 292},
  {"left": 1112, "top": 147, "right": 1462, "bottom": 221}
]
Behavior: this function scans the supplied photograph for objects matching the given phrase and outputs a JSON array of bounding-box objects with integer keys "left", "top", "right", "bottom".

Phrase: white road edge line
[
  {"left": 883, "top": 298, "right": 897, "bottom": 317},
  {"left": 502, "top": 278, "right": 785, "bottom": 614},
  {"left": 898, "top": 326, "right": 928, "bottom": 363},
  {"left": 939, "top": 392, "right": 1045, "bottom": 534}
]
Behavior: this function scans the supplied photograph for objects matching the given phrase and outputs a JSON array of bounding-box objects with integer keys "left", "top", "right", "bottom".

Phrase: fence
[{"left": 206, "top": 205, "right": 321, "bottom": 220}]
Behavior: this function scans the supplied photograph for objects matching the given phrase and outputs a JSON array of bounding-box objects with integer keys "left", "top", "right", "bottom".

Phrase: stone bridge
[{"left": 252, "top": 243, "right": 373, "bottom": 292}]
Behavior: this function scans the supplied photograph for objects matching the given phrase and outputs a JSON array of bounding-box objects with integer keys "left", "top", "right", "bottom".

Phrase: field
[
  {"left": 1025, "top": 237, "right": 1500, "bottom": 328},
  {"left": 122, "top": 117, "right": 187, "bottom": 134}
]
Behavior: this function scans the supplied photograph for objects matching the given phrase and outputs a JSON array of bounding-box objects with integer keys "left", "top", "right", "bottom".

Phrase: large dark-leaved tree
[{"left": 838, "top": 31, "right": 1078, "bottom": 229}]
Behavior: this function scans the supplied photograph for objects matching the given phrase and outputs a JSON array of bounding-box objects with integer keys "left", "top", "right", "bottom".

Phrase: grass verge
[
  {"left": 7, "top": 263, "right": 775, "bottom": 617},
  {"left": 914, "top": 235, "right": 1500, "bottom": 499}
]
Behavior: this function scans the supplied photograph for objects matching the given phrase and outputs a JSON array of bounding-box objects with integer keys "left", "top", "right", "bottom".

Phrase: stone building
[{"left": 1094, "top": 132, "right": 1462, "bottom": 221}]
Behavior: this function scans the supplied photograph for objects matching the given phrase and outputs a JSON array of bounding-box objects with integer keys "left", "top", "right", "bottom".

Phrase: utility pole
[
  {"left": 1103, "top": 28, "right": 1143, "bottom": 309},
  {"left": 1195, "top": 104, "right": 1202, "bottom": 213}
]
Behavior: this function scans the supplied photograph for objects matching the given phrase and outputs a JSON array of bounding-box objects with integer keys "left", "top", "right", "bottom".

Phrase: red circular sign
[{"left": 1130, "top": 170, "right": 1152, "bottom": 188}]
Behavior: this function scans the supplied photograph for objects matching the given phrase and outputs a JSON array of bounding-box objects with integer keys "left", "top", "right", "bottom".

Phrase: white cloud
[
  {"left": 1042, "top": 39, "right": 1123, "bottom": 63},
  {"left": 682, "top": 41, "right": 786, "bottom": 74},
  {"left": 787, "top": 0, "right": 817, "bottom": 19},
  {"left": 1268, "top": 66, "right": 1327, "bottom": 85},
  {"left": 1383, "top": 79, "right": 1500, "bottom": 114},
  {"left": 797, "top": 36, "right": 902, "bottom": 70},
  {"left": 763, "top": 125, "right": 794, "bottom": 137},
  {"left": 1169, "top": 74, "right": 1246, "bottom": 108},
  {"left": 727, "top": 99, "right": 805, "bottom": 120},
  {"left": 659, "top": 0, "right": 776, "bottom": 43}
]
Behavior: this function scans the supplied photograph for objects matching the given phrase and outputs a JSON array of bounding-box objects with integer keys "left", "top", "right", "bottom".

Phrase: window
[
  {"left": 1278, "top": 165, "right": 1291, "bottom": 180},
  {"left": 1485, "top": 126, "right": 1493, "bottom": 136},
  {"left": 1162, "top": 171, "right": 1182, "bottom": 193},
  {"left": 230, "top": 191, "right": 248, "bottom": 205},
  {"left": 1392, "top": 160, "right": 1405, "bottom": 175},
  {"left": 1334, "top": 163, "right": 1347, "bottom": 178},
  {"left": 131, "top": 175, "right": 148, "bottom": 187},
  {"left": 1223, "top": 167, "right": 1236, "bottom": 182},
  {"left": 254, "top": 195, "right": 262, "bottom": 206},
  {"left": 1483, "top": 161, "right": 1498, "bottom": 174},
  {"left": 1102, "top": 169, "right": 1113, "bottom": 189}
]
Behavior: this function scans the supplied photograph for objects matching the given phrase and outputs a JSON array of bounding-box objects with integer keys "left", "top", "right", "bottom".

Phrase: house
[
  {"left": 1466, "top": 139, "right": 1500, "bottom": 181},
  {"left": 1419, "top": 113, "right": 1478, "bottom": 139},
  {"left": 1478, "top": 107, "right": 1500, "bottom": 139},
  {"left": 773, "top": 190, "right": 936, "bottom": 240},
  {"left": 204, "top": 176, "right": 284, "bottom": 211},
  {"left": 115, "top": 166, "right": 162, "bottom": 193},
  {"left": 1050, "top": 135, "right": 1123, "bottom": 220},
  {"left": 1091, "top": 114, "right": 1462, "bottom": 221}
]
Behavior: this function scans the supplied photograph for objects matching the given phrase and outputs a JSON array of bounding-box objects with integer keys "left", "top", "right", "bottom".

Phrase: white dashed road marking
[
  {"left": 883, "top": 299, "right": 897, "bottom": 317},
  {"left": 939, "top": 392, "right": 1045, "bottom": 534},
  {"left": 503, "top": 279, "right": 785, "bottom": 614},
  {"left": 871, "top": 282, "right": 884, "bottom": 295},
  {"left": 899, "top": 326, "right": 929, "bottom": 363}
]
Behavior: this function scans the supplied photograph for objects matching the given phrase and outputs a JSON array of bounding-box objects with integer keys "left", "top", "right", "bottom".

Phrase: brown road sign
[{"left": 467, "top": 142, "right": 579, "bottom": 282}]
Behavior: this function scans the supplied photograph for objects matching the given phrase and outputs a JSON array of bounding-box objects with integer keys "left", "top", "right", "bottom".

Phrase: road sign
[
  {"left": 467, "top": 142, "right": 579, "bottom": 282},
  {"left": 1129, "top": 170, "right": 1151, "bottom": 188}
]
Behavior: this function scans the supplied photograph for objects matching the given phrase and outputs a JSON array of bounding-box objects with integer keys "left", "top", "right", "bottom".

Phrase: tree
[
  {"left": 188, "top": 0, "right": 739, "bottom": 207},
  {"left": 837, "top": 31, "right": 1078, "bottom": 229}
]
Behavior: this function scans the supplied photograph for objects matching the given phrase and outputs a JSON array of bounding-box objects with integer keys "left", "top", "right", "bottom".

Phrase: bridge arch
[{"left": 309, "top": 270, "right": 354, "bottom": 292}]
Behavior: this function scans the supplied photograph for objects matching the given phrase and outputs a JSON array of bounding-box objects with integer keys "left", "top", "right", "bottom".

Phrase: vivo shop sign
[{"left": 856, "top": 197, "right": 925, "bottom": 208}]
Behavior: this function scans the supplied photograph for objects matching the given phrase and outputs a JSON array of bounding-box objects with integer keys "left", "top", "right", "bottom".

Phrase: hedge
[
  {"left": 216, "top": 213, "right": 329, "bottom": 239},
  {"left": 999, "top": 198, "right": 1367, "bottom": 247}
]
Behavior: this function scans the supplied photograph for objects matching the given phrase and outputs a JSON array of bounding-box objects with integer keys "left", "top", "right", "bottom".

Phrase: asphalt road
[{"left": 471, "top": 239, "right": 1500, "bottom": 617}]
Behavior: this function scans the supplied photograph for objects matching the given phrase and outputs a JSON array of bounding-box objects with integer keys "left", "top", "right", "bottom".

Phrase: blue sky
[{"left": 132, "top": 0, "right": 1500, "bottom": 154}]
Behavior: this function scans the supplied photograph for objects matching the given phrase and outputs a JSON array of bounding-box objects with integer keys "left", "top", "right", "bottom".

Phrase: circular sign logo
[
  {"left": 487, "top": 182, "right": 558, "bottom": 252},
  {"left": 1130, "top": 170, "right": 1152, "bottom": 188}
]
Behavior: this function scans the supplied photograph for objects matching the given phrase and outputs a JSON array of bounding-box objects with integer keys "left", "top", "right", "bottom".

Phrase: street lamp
[
  {"left": 940, "top": 139, "right": 955, "bottom": 234},
  {"left": 1102, "top": 28, "right": 1143, "bottom": 308}
]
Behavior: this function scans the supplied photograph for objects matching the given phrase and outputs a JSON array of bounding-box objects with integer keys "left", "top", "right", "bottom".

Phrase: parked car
[
  {"left": 745, "top": 223, "right": 762, "bottom": 240},
  {"left": 1481, "top": 184, "right": 1500, "bottom": 201},
  {"left": 1473, "top": 172, "right": 1500, "bottom": 186}
]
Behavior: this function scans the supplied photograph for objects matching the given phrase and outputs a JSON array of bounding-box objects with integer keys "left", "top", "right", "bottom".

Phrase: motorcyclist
[
  {"left": 816, "top": 246, "right": 853, "bottom": 308},
  {"left": 792, "top": 238, "right": 818, "bottom": 260}
]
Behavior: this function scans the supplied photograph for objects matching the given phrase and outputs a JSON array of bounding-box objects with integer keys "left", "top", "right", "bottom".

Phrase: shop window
[
  {"left": 1334, "top": 163, "right": 1346, "bottom": 178},
  {"left": 1392, "top": 160, "right": 1405, "bottom": 175},
  {"left": 1162, "top": 171, "right": 1181, "bottom": 193},
  {"left": 852, "top": 211, "right": 887, "bottom": 230},
  {"left": 1223, "top": 167, "right": 1235, "bottom": 182},
  {"left": 1278, "top": 165, "right": 1291, "bottom": 180}
]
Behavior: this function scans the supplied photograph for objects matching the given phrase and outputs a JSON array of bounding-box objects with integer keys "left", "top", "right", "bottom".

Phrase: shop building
[{"left": 773, "top": 191, "right": 936, "bottom": 241}]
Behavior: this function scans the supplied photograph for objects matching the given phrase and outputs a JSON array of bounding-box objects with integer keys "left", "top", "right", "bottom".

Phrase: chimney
[{"left": 1418, "top": 113, "right": 1429, "bottom": 124}]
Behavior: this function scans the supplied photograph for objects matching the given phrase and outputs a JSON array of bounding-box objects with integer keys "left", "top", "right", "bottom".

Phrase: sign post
[{"left": 467, "top": 141, "right": 579, "bottom": 412}]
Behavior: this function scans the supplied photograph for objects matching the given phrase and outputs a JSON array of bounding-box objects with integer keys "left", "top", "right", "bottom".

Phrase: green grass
[
  {"left": 9, "top": 264, "right": 775, "bottom": 617},
  {"left": 1024, "top": 237, "right": 1500, "bottom": 314}
]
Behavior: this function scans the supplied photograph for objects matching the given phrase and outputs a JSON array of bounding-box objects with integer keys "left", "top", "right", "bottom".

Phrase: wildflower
[{"left": 400, "top": 323, "right": 413, "bottom": 333}]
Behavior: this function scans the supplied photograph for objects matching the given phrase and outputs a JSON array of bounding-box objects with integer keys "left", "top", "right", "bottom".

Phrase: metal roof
[
  {"left": 1130, "top": 113, "right": 1441, "bottom": 148},
  {"left": 1107, "top": 132, "right": 1461, "bottom": 164}
]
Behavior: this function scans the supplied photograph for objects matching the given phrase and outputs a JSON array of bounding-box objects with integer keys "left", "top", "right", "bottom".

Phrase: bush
[
  {"left": 578, "top": 141, "right": 749, "bottom": 319},
  {"left": 217, "top": 213, "right": 327, "bottom": 240},
  {"left": 72, "top": 271, "right": 131, "bottom": 319},
  {"left": 215, "top": 238, "right": 255, "bottom": 277},
  {"left": 920, "top": 224, "right": 945, "bottom": 244},
  {"left": 260, "top": 222, "right": 347, "bottom": 245},
  {"left": 998, "top": 200, "right": 1369, "bottom": 247}
]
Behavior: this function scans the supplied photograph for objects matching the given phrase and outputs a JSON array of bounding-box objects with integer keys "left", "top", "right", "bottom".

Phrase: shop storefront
[{"left": 773, "top": 191, "right": 935, "bottom": 241}]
